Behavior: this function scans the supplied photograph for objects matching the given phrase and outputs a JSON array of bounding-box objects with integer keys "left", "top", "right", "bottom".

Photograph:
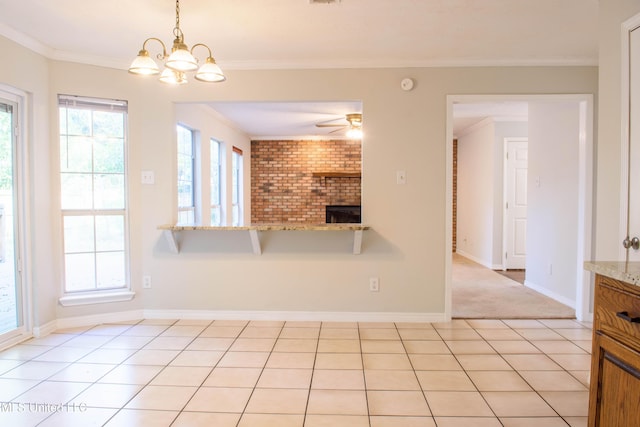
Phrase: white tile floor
[{"left": 0, "top": 318, "right": 592, "bottom": 426}]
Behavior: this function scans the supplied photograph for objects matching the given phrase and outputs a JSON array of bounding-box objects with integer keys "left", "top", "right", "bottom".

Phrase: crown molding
[{"left": 1, "top": 24, "right": 597, "bottom": 72}]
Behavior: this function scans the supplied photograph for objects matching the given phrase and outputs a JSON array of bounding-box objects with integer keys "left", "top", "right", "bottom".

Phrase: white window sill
[{"left": 58, "top": 290, "right": 136, "bottom": 307}]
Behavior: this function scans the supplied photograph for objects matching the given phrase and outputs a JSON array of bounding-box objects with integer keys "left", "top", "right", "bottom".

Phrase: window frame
[
  {"left": 210, "top": 138, "right": 222, "bottom": 225},
  {"left": 57, "top": 94, "right": 134, "bottom": 306},
  {"left": 232, "top": 146, "right": 243, "bottom": 226},
  {"left": 176, "top": 123, "right": 196, "bottom": 225}
]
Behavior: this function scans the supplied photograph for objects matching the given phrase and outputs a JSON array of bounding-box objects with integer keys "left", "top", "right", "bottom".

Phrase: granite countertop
[
  {"left": 158, "top": 224, "right": 370, "bottom": 231},
  {"left": 585, "top": 261, "right": 640, "bottom": 286}
]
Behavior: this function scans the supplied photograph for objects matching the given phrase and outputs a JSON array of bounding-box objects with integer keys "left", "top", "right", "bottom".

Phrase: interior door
[
  {"left": 504, "top": 137, "right": 528, "bottom": 269},
  {"left": 626, "top": 23, "right": 640, "bottom": 261},
  {"left": 0, "top": 94, "right": 24, "bottom": 343}
]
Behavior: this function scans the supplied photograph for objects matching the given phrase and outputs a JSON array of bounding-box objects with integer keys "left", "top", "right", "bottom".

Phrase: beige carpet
[{"left": 452, "top": 254, "right": 575, "bottom": 319}]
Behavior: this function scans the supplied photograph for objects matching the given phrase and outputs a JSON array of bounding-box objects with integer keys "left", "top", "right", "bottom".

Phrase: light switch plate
[
  {"left": 141, "top": 170, "right": 155, "bottom": 185},
  {"left": 396, "top": 170, "right": 407, "bottom": 185}
]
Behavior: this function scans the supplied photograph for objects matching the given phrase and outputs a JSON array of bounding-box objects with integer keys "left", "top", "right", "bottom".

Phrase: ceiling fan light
[
  {"left": 194, "top": 57, "right": 226, "bottom": 82},
  {"left": 159, "top": 68, "right": 187, "bottom": 85},
  {"left": 128, "top": 49, "right": 160, "bottom": 75},
  {"left": 166, "top": 45, "right": 198, "bottom": 72},
  {"left": 347, "top": 128, "right": 363, "bottom": 139}
]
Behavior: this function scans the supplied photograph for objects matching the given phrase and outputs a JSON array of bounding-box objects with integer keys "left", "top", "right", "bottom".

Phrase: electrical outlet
[
  {"left": 141, "top": 170, "right": 155, "bottom": 185},
  {"left": 369, "top": 277, "right": 380, "bottom": 292},
  {"left": 143, "top": 276, "right": 152, "bottom": 289}
]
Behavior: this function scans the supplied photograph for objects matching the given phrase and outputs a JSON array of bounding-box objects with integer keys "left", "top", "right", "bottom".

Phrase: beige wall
[
  {"left": 596, "top": 1, "right": 640, "bottom": 260},
  {"left": 1, "top": 37, "right": 55, "bottom": 329},
  {"left": 2, "top": 34, "right": 599, "bottom": 325},
  {"left": 175, "top": 103, "right": 252, "bottom": 226}
]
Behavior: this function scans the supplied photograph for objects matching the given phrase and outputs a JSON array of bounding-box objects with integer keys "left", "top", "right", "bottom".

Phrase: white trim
[
  {"left": 446, "top": 94, "right": 595, "bottom": 322},
  {"left": 0, "top": 23, "right": 598, "bottom": 72},
  {"left": 0, "top": 328, "right": 32, "bottom": 351},
  {"left": 143, "top": 310, "right": 447, "bottom": 323},
  {"left": 54, "top": 310, "right": 144, "bottom": 330},
  {"left": 620, "top": 14, "right": 640, "bottom": 261},
  {"left": 455, "top": 249, "right": 495, "bottom": 270},
  {"left": 575, "top": 99, "right": 594, "bottom": 321},
  {"left": 24, "top": 310, "right": 446, "bottom": 339},
  {"left": 524, "top": 280, "right": 575, "bottom": 309},
  {"left": 444, "top": 100, "right": 453, "bottom": 321},
  {"left": 0, "top": 84, "right": 33, "bottom": 344},
  {"left": 32, "top": 320, "right": 57, "bottom": 338},
  {"left": 58, "top": 290, "right": 136, "bottom": 307}
]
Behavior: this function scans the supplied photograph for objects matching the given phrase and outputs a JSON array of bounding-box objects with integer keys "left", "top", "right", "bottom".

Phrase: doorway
[
  {"left": 445, "top": 95, "right": 594, "bottom": 321},
  {"left": 503, "top": 137, "right": 528, "bottom": 271},
  {"left": 0, "top": 87, "right": 28, "bottom": 347}
]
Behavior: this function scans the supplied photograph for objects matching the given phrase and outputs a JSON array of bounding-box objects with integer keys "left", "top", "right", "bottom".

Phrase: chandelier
[{"left": 128, "top": 0, "right": 225, "bottom": 84}]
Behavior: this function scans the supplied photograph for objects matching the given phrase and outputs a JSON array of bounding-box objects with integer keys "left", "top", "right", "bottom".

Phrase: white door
[
  {"left": 504, "top": 138, "right": 528, "bottom": 269},
  {"left": 625, "top": 22, "right": 640, "bottom": 261},
  {"left": 0, "top": 91, "right": 26, "bottom": 345}
]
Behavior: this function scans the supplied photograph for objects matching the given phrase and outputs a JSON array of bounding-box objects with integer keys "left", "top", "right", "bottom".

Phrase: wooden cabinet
[{"left": 589, "top": 274, "right": 640, "bottom": 426}]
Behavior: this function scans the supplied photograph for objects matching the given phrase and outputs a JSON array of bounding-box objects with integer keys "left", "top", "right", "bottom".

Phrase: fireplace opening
[{"left": 326, "top": 205, "right": 361, "bottom": 223}]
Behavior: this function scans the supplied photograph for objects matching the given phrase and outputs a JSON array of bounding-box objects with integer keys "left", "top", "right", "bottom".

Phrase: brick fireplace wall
[{"left": 251, "top": 139, "right": 361, "bottom": 223}]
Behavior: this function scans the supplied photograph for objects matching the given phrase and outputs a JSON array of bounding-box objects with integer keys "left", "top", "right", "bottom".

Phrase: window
[
  {"left": 59, "top": 95, "right": 128, "bottom": 294},
  {"left": 177, "top": 124, "right": 195, "bottom": 224},
  {"left": 210, "top": 138, "right": 222, "bottom": 225},
  {"left": 232, "top": 147, "right": 243, "bottom": 226}
]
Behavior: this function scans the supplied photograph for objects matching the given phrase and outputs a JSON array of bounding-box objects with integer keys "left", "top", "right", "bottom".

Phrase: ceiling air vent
[{"left": 310, "top": 0, "right": 340, "bottom": 4}]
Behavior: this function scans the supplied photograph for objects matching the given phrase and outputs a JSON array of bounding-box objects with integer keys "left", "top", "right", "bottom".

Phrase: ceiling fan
[{"left": 315, "top": 113, "right": 363, "bottom": 137}]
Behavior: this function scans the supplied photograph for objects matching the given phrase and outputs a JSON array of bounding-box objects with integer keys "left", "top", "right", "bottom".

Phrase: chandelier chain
[{"left": 174, "top": 0, "right": 182, "bottom": 40}]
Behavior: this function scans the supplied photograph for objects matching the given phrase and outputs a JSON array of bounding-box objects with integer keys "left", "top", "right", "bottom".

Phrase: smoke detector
[{"left": 310, "top": 0, "right": 340, "bottom": 4}]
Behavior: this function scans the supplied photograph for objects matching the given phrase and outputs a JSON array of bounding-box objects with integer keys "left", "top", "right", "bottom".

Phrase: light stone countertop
[
  {"left": 158, "top": 224, "right": 370, "bottom": 231},
  {"left": 157, "top": 223, "right": 371, "bottom": 254},
  {"left": 585, "top": 261, "right": 640, "bottom": 286}
]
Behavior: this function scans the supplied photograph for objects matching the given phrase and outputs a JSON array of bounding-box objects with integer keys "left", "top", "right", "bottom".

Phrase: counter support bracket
[
  {"left": 353, "top": 230, "right": 364, "bottom": 255},
  {"left": 249, "top": 230, "right": 262, "bottom": 255},
  {"left": 162, "top": 230, "right": 180, "bottom": 254}
]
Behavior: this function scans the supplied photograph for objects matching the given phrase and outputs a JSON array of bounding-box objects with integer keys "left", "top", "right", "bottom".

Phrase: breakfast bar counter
[{"left": 158, "top": 223, "right": 371, "bottom": 255}]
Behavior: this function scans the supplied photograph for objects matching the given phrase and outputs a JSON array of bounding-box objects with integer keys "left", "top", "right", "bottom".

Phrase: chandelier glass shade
[{"left": 128, "top": 0, "right": 225, "bottom": 84}]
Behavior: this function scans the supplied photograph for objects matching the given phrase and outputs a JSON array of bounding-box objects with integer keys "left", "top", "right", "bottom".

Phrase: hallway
[{"left": 452, "top": 254, "right": 575, "bottom": 319}]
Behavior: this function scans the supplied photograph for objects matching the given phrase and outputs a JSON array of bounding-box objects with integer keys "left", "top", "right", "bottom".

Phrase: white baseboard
[
  {"left": 30, "top": 309, "right": 447, "bottom": 338},
  {"left": 524, "top": 280, "right": 576, "bottom": 309},
  {"left": 455, "top": 250, "right": 494, "bottom": 269},
  {"left": 33, "top": 320, "right": 58, "bottom": 338},
  {"left": 53, "top": 310, "right": 145, "bottom": 331},
  {"left": 143, "top": 309, "right": 448, "bottom": 324}
]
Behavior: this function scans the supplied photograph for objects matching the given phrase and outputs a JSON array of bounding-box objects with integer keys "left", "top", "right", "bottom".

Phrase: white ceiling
[
  {"left": 203, "top": 101, "right": 363, "bottom": 140},
  {"left": 0, "top": 0, "right": 596, "bottom": 138}
]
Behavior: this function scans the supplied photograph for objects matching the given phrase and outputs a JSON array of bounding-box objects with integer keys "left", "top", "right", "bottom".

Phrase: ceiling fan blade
[
  {"left": 316, "top": 123, "right": 347, "bottom": 128},
  {"left": 329, "top": 127, "right": 346, "bottom": 134}
]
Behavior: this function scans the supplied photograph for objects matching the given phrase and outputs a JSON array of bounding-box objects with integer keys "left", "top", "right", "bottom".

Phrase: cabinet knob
[{"left": 623, "top": 236, "right": 640, "bottom": 250}]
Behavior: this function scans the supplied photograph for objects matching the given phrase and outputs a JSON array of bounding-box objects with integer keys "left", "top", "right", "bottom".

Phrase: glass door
[{"left": 0, "top": 94, "right": 24, "bottom": 343}]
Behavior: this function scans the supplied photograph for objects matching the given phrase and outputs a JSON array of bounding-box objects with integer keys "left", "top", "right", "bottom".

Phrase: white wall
[
  {"left": 175, "top": 104, "right": 251, "bottom": 226},
  {"left": 456, "top": 120, "right": 528, "bottom": 269},
  {"left": 456, "top": 119, "right": 495, "bottom": 266},
  {"left": 1, "top": 33, "right": 599, "bottom": 326},
  {"left": 526, "top": 102, "right": 580, "bottom": 304}
]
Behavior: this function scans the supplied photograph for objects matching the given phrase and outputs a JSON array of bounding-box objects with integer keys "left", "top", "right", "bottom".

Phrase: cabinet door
[{"left": 589, "top": 333, "right": 640, "bottom": 426}]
